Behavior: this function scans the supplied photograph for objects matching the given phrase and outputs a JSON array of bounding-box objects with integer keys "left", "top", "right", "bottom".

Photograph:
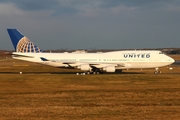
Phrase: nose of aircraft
[
  {"left": 163, "top": 55, "right": 175, "bottom": 66},
  {"left": 168, "top": 56, "right": 175, "bottom": 64}
]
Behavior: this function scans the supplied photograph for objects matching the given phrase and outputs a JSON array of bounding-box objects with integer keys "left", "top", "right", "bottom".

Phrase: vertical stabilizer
[{"left": 7, "top": 29, "right": 42, "bottom": 53}]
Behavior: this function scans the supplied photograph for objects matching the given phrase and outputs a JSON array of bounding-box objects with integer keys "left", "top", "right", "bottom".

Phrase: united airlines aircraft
[{"left": 7, "top": 29, "right": 175, "bottom": 74}]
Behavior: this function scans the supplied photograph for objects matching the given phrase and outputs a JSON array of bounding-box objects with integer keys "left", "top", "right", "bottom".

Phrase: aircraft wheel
[
  {"left": 154, "top": 71, "right": 159, "bottom": 74},
  {"left": 93, "top": 72, "right": 96, "bottom": 74},
  {"left": 154, "top": 71, "right": 161, "bottom": 74},
  {"left": 81, "top": 73, "right": 86, "bottom": 75}
]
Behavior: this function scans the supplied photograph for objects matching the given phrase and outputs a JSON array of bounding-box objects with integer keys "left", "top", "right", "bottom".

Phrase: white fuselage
[{"left": 12, "top": 50, "right": 174, "bottom": 71}]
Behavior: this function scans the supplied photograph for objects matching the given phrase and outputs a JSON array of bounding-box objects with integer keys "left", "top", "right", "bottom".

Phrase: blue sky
[{"left": 0, "top": 0, "right": 180, "bottom": 50}]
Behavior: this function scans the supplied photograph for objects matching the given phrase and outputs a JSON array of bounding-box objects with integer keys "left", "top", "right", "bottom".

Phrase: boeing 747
[{"left": 7, "top": 29, "right": 175, "bottom": 74}]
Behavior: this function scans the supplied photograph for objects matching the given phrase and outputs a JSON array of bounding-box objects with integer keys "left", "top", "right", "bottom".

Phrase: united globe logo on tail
[
  {"left": 16, "top": 37, "right": 42, "bottom": 53},
  {"left": 7, "top": 29, "right": 42, "bottom": 53}
]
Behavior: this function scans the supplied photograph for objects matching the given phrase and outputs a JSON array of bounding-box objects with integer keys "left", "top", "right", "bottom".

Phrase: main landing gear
[
  {"left": 76, "top": 71, "right": 103, "bottom": 75},
  {"left": 76, "top": 68, "right": 103, "bottom": 75},
  {"left": 154, "top": 68, "right": 161, "bottom": 75}
]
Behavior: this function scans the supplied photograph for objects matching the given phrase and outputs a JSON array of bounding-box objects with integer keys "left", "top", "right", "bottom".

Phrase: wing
[{"left": 40, "top": 57, "right": 130, "bottom": 72}]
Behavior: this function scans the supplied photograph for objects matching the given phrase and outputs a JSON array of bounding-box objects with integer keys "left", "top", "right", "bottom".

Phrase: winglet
[{"left": 7, "top": 29, "right": 42, "bottom": 53}]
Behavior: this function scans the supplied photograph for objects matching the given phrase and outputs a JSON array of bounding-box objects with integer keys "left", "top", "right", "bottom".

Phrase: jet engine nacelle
[
  {"left": 103, "top": 66, "right": 116, "bottom": 72},
  {"left": 77, "top": 64, "right": 91, "bottom": 71}
]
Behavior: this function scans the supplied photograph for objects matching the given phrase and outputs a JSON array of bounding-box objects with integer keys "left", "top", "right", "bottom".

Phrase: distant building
[{"left": 72, "top": 50, "right": 87, "bottom": 53}]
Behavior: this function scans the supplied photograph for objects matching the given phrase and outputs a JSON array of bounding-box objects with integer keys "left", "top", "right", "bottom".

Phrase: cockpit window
[{"left": 159, "top": 51, "right": 163, "bottom": 54}]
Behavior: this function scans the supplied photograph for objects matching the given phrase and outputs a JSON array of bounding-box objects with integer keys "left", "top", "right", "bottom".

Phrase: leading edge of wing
[{"left": 40, "top": 57, "right": 126, "bottom": 68}]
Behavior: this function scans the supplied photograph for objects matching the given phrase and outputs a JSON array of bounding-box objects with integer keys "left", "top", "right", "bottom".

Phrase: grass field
[{"left": 0, "top": 57, "right": 180, "bottom": 120}]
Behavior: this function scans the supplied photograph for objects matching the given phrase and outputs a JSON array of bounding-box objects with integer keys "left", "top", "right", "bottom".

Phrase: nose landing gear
[{"left": 154, "top": 68, "right": 161, "bottom": 74}]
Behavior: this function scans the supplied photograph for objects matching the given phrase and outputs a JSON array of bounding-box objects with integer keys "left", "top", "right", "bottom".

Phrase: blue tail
[{"left": 7, "top": 29, "right": 42, "bottom": 53}]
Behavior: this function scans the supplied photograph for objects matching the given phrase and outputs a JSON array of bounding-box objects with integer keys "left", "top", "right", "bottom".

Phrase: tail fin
[{"left": 7, "top": 29, "right": 42, "bottom": 53}]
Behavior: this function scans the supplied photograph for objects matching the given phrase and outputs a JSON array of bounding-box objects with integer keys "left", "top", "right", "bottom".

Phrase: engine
[
  {"left": 77, "top": 64, "right": 91, "bottom": 71},
  {"left": 103, "top": 66, "right": 116, "bottom": 72}
]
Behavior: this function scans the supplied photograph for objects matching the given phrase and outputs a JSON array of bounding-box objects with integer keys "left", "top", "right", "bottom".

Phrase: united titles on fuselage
[{"left": 123, "top": 53, "right": 150, "bottom": 58}]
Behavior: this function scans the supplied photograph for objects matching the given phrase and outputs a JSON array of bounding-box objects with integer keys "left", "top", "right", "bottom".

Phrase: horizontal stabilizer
[{"left": 40, "top": 57, "right": 49, "bottom": 61}]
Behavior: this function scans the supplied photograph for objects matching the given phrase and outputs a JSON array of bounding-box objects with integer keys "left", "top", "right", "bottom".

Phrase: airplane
[{"left": 7, "top": 29, "right": 175, "bottom": 74}]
